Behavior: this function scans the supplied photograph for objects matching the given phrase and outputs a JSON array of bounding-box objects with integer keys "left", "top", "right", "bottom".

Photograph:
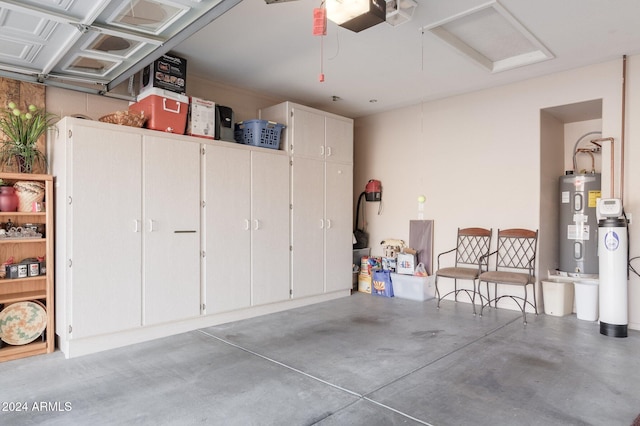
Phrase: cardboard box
[
  {"left": 358, "top": 274, "right": 372, "bottom": 294},
  {"left": 187, "top": 97, "right": 215, "bottom": 139},
  {"left": 391, "top": 273, "right": 435, "bottom": 301},
  {"left": 129, "top": 88, "right": 189, "bottom": 134},
  {"left": 396, "top": 250, "right": 417, "bottom": 275},
  {"left": 139, "top": 53, "right": 187, "bottom": 94}
]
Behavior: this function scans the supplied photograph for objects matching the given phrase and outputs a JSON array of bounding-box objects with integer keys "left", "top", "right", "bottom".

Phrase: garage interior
[{"left": 1, "top": 1, "right": 640, "bottom": 425}]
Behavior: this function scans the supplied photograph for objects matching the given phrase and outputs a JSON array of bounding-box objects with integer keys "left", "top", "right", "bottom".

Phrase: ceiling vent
[{"left": 422, "top": 1, "right": 553, "bottom": 73}]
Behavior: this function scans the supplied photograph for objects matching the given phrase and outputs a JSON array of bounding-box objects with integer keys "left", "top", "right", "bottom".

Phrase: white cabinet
[
  {"left": 291, "top": 157, "right": 324, "bottom": 298},
  {"left": 53, "top": 110, "right": 348, "bottom": 359},
  {"left": 54, "top": 118, "right": 200, "bottom": 346},
  {"left": 55, "top": 121, "right": 143, "bottom": 339},
  {"left": 324, "top": 161, "right": 354, "bottom": 293},
  {"left": 262, "top": 102, "right": 354, "bottom": 298},
  {"left": 260, "top": 102, "right": 353, "bottom": 163},
  {"left": 291, "top": 159, "right": 353, "bottom": 297},
  {"left": 142, "top": 135, "right": 201, "bottom": 325},
  {"left": 250, "top": 150, "right": 291, "bottom": 305},
  {"left": 204, "top": 144, "right": 290, "bottom": 312},
  {"left": 203, "top": 145, "right": 251, "bottom": 313}
]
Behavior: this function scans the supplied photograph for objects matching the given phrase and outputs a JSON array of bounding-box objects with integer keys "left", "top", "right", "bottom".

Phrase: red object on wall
[
  {"left": 365, "top": 179, "right": 382, "bottom": 201},
  {"left": 313, "top": 8, "right": 327, "bottom": 36}
]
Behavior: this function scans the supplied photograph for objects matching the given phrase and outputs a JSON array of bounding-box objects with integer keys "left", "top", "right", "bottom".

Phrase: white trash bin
[
  {"left": 542, "top": 280, "right": 574, "bottom": 316},
  {"left": 574, "top": 281, "right": 599, "bottom": 321}
]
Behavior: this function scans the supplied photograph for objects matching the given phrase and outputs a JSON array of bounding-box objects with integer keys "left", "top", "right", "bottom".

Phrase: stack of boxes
[
  {"left": 128, "top": 53, "right": 235, "bottom": 142},
  {"left": 126, "top": 53, "right": 286, "bottom": 149},
  {"left": 129, "top": 54, "right": 191, "bottom": 134},
  {"left": 358, "top": 241, "right": 434, "bottom": 301}
]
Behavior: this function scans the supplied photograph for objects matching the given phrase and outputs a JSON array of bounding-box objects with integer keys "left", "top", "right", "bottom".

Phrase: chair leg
[
  {"left": 532, "top": 283, "right": 538, "bottom": 315},
  {"left": 454, "top": 279, "right": 458, "bottom": 302},
  {"left": 479, "top": 280, "right": 485, "bottom": 317},
  {"left": 522, "top": 286, "right": 528, "bottom": 325},
  {"left": 471, "top": 279, "right": 477, "bottom": 315},
  {"left": 435, "top": 275, "right": 441, "bottom": 309}
]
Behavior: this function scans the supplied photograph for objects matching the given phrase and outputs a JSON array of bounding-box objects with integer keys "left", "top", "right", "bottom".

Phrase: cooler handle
[{"left": 163, "top": 98, "right": 181, "bottom": 114}]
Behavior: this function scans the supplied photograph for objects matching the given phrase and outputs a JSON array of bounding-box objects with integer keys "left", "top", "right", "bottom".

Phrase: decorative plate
[{"left": 0, "top": 301, "right": 47, "bottom": 345}]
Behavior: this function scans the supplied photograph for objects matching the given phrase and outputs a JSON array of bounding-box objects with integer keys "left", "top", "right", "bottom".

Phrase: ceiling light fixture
[{"left": 326, "top": 0, "right": 386, "bottom": 33}]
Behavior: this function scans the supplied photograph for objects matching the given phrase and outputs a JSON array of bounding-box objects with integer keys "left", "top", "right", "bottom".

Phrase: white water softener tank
[
  {"left": 597, "top": 199, "right": 628, "bottom": 337},
  {"left": 559, "top": 173, "right": 601, "bottom": 275}
]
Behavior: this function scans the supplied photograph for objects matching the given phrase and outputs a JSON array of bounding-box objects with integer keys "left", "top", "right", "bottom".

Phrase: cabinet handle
[
  {"left": 174, "top": 230, "right": 196, "bottom": 233},
  {"left": 162, "top": 97, "right": 181, "bottom": 114},
  {"left": 133, "top": 220, "right": 141, "bottom": 233},
  {"left": 320, "top": 145, "right": 324, "bottom": 156},
  {"left": 244, "top": 219, "right": 250, "bottom": 231},
  {"left": 148, "top": 219, "right": 156, "bottom": 232},
  {"left": 320, "top": 219, "right": 324, "bottom": 229},
  {"left": 327, "top": 146, "right": 333, "bottom": 157},
  {"left": 326, "top": 219, "right": 332, "bottom": 229},
  {"left": 254, "top": 219, "right": 260, "bottom": 230}
]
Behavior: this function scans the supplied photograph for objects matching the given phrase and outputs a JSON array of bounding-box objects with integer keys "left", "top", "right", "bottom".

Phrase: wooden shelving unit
[{"left": 0, "top": 172, "right": 54, "bottom": 362}]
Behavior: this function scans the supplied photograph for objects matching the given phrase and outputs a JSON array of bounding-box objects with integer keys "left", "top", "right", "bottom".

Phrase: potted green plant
[{"left": 0, "top": 101, "right": 58, "bottom": 173}]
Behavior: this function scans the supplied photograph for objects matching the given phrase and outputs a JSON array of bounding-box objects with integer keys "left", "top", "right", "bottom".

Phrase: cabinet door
[
  {"left": 69, "top": 125, "right": 142, "bottom": 338},
  {"left": 291, "top": 157, "right": 324, "bottom": 298},
  {"left": 143, "top": 135, "right": 201, "bottom": 325},
  {"left": 251, "top": 151, "right": 290, "bottom": 305},
  {"left": 325, "top": 116, "right": 353, "bottom": 164},
  {"left": 204, "top": 145, "right": 251, "bottom": 313},
  {"left": 291, "top": 107, "right": 325, "bottom": 160},
  {"left": 325, "top": 162, "right": 353, "bottom": 293}
]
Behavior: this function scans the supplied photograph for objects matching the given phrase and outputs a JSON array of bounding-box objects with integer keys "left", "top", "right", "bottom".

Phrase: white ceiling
[{"left": 172, "top": 0, "right": 640, "bottom": 118}]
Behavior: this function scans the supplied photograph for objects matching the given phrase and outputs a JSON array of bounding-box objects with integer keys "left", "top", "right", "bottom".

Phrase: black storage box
[{"left": 140, "top": 53, "right": 187, "bottom": 94}]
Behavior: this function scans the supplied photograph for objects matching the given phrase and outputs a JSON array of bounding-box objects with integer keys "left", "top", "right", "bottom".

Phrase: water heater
[{"left": 559, "top": 173, "right": 601, "bottom": 275}]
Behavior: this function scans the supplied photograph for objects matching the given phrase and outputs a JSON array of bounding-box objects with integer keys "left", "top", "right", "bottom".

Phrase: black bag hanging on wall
[{"left": 353, "top": 192, "right": 368, "bottom": 249}]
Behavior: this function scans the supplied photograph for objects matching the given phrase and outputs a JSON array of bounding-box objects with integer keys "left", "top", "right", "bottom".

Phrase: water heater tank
[{"left": 559, "top": 173, "right": 601, "bottom": 275}]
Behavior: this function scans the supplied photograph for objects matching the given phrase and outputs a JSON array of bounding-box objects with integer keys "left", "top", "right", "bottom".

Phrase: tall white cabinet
[
  {"left": 53, "top": 104, "right": 351, "bottom": 358},
  {"left": 142, "top": 135, "right": 201, "bottom": 325},
  {"left": 261, "top": 102, "right": 354, "bottom": 299},
  {"left": 55, "top": 122, "right": 143, "bottom": 339},
  {"left": 54, "top": 118, "right": 200, "bottom": 354},
  {"left": 203, "top": 144, "right": 290, "bottom": 313}
]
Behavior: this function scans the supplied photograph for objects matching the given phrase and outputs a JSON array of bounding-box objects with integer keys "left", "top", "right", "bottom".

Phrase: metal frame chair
[
  {"left": 435, "top": 227, "right": 492, "bottom": 314},
  {"left": 479, "top": 228, "right": 538, "bottom": 324}
]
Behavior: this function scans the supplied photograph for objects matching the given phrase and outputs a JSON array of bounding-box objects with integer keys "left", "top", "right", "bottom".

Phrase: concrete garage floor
[{"left": 1, "top": 293, "right": 639, "bottom": 426}]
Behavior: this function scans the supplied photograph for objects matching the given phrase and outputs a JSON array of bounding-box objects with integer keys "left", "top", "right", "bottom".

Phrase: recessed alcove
[{"left": 539, "top": 99, "right": 603, "bottom": 295}]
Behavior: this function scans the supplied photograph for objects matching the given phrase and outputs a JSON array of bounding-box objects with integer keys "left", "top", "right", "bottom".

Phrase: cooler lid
[{"left": 137, "top": 87, "right": 189, "bottom": 103}]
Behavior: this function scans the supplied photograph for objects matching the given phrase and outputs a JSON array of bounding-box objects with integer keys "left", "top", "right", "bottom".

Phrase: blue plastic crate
[{"left": 234, "top": 119, "right": 285, "bottom": 150}]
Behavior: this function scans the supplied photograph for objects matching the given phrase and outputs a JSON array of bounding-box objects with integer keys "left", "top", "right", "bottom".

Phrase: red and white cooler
[{"left": 129, "top": 88, "right": 189, "bottom": 134}]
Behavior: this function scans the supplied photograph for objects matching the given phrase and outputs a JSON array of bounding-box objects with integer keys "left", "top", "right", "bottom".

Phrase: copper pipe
[
  {"left": 576, "top": 149, "right": 595, "bottom": 172},
  {"left": 621, "top": 55, "right": 626, "bottom": 203},
  {"left": 592, "top": 137, "right": 615, "bottom": 196}
]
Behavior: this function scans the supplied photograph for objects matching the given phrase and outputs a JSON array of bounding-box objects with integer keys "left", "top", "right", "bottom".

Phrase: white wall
[
  {"left": 354, "top": 57, "right": 640, "bottom": 329},
  {"left": 42, "top": 55, "right": 640, "bottom": 330},
  {"left": 45, "top": 74, "right": 283, "bottom": 123}
]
